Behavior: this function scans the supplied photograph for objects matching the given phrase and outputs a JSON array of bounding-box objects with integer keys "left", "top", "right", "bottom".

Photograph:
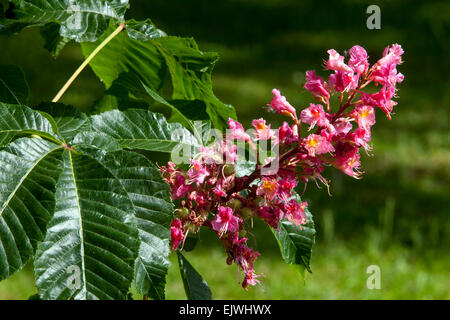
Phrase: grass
[{"left": 1, "top": 236, "right": 448, "bottom": 300}]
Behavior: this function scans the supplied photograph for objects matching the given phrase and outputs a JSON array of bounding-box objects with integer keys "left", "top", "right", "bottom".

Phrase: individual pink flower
[
  {"left": 333, "top": 117, "right": 353, "bottom": 135},
  {"left": 326, "top": 49, "right": 353, "bottom": 73},
  {"left": 304, "top": 70, "right": 330, "bottom": 105},
  {"left": 257, "top": 206, "right": 281, "bottom": 228},
  {"left": 228, "top": 118, "right": 251, "bottom": 142},
  {"left": 212, "top": 185, "right": 227, "bottom": 197},
  {"left": 211, "top": 206, "right": 241, "bottom": 237},
  {"left": 371, "top": 63, "right": 404, "bottom": 87},
  {"left": 300, "top": 103, "right": 330, "bottom": 131},
  {"left": 278, "top": 122, "right": 298, "bottom": 144},
  {"left": 328, "top": 70, "right": 359, "bottom": 92},
  {"left": 187, "top": 159, "right": 210, "bottom": 186},
  {"left": 361, "top": 87, "right": 397, "bottom": 119},
  {"left": 269, "top": 88, "right": 297, "bottom": 118},
  {"left": 277, "top": 176, "right": 297, "bottom": 202},
  {"left": 377, "top": 43, "right": 404, "bottom": 66},
  {"left": 171, "top": 174, "right": 194, "bottom": 199},
  {"left": 347, "top": 128, "right": 372, "bottom": 152},
  {"left": 242, "top": 271, "right": 261, "bottom": 290},
  {"left": 348, "top": 45, "right": 369, "bottom": 75},
  {"left": 303, "top": 134, "right": 335, "bottom": 157},
  {"left": 170, "top": 219, "right": 185, "bottom": 250},
  {"left": 333, "top": 143, "right": 362, "bottom": 178},
  {"left": 284, "top": 199, "right": 308, "bottom": 228},
  {"left": 252, "top": 118, "right": 272, "bottom": 140},
  {"left": 256, "top": 177, "right": 279, "bottom": 201},
  {"left": 351, "top": 105, "right": 376, "bottom": 129}
]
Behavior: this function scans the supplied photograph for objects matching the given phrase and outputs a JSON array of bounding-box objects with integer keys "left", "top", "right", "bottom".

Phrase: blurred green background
[{"left": 0, "top": 0, "right": 448, "bottom": 299}]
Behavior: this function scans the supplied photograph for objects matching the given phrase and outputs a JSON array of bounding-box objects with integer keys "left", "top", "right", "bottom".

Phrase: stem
[{"left": 52, "top": 22, "right": 125, "bottom": 103}]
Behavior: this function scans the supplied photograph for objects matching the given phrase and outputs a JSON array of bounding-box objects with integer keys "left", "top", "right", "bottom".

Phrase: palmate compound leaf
[
  {"left": 82, "top": 21, "right": 236, "bottom": 130},
  {"left": 4, "top": 0, "right": 129, "bottom": 42},
  {"left": 0, "top": 103, "right": 61, "bottom": 147},
  {"left": 0, "top": 138, "right": 63, "bottom": 281},
  {"left": 177, "top": 252, "right": 212, "bottom": 300},
  {"left": 34, "top": 148, "right": 141, "bottom": 300},
  {"left": 271, "top": 192, "right": 316, "bottom": 276},
  {"left": 89, "top": 109, "right": 200, "bottom": 154},
  {"left": 85, "top": 149, "right": 174, "bottom": 300},
  {"left": 33, "top": 102, "right": 90, "bottom": 144},
  {"left": 81, "top": 19, "right": 166, "bottom": 91},
  {"left": 154, "top": 36, "right": 236, "bottom": 130}
]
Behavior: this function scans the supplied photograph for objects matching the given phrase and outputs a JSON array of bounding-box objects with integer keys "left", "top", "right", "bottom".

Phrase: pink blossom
[
  {"left": 304, "top": 70, "right": 330, "bottom": 104},
  {"left": 211, "top": 206, "right": 241, "bottom": 237},
  {"left": 348, "top": 45, "right": 369, "bottom": 75},
  {"left": 326, "top": 49, "right": 353, "bottom": 73},
  {"left": 347, "top": 128, "right": 372, "bottom": 152},
  {"left": 333, "top": 117, "right": 353, "bottom": 135},
  {"left": 333, "top": 143, "right": 362, "bottom": 178},
  {"left": 377, "top": 43, "right": 404, "bottom": 66},
  {"left": 361, "top": 87, "right": 397, "bottom": 119},
  {"left": 371, "top": 63, "right": 404, "bottom": 87},
  {"left": 171, "top": 174, "right": 194, "bottom": 199},
  {"left": 269, "top": 88, "right": 297, "bottom": 118},
  {"left": 257, "top": 206, "right": 281, "bottom": 228},
  {"left": 212, "top": 185, "right": 227, "bottom": 197},
  {"left": 277, "top": 176, "right": 297, "bottom": 202},
  {"left": 303, "top": 134, "right": 335, "bottom": 157},
  {"left": 300, "top": 103, "right": 330, "bottom": 131},
  {"left": 278, "top": 122, "right": 298, "bottom": 144},
  {"left": 187, "top": 160, "right": 210, "bottom": 186},
  {"left": 256, "top": 177, "right": 279, "bottom": 201},
  {"left": 284, "top": 199, "right": 308, "bottom": 227},
  {"left": 242, "top": 271, "right": 261, "bottom": 290},
  {"left": 329, "top": 70, "right": 359, "bottom": 92},
  {"left": 252, "top": 118, "right": 272, "bottom": 140},
  {"left": 228, "top": 118, "right": 251, "bottom": 142},
  {"left": 170, "top": 219, "right": 184, "bottom": 250},
  {"left": 351, "top": 105, "right": 376, "bottom": 129}
]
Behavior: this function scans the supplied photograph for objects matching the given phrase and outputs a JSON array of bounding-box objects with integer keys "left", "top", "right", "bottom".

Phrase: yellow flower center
[
  {"left": 256, "top": 122, "right": 266, "bottom": 130},
  {"left": 360, "top": 109, "right": 371, "bottom": 118},
  {"left": 263, "top": 180, "right": 276, "bottom": 192},
  {"left": 307, "top": 138, "right": 318, "bottom": 148}
]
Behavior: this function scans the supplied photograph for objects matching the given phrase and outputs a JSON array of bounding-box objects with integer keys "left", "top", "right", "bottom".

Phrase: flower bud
[
  {"left": 240, "top": 207, "right": 254, "bottom": 220},
  {"left": 228, "top": 199, "right": 242, "bottom": 210},
  {"left": 178, "top": 207, "right": 190, "bottom": 218},
  {"left": 223, "top": 164, "right": 235, "bottom": 176}
]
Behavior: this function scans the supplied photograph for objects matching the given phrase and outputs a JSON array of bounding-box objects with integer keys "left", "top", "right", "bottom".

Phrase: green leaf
[
  {"left": 271, "top": 193, "right": 316, "bottom": 275},
  {"left": 81, "top": 20, "right": 166, "bottom": 90},
  {"left": 33, "top": 102, "right": 90, "bottom": 143},
  {"left": 0, "top": 138, "right": 63, "bottom": 281},
  {"left": 6, "top": 0, "right": 129, "bottom": 42},
  {"left": 72, "top": 132, "right": 122, "bottom": 152},
  {"left": 0, "top": 64, "right": 29, "bottom": 105},
  {"left": 154, "top": 36, "right": 236, "bottom": 130},
  {"left": 40, "top": 22, "right": 70, "bottom": 57},
  {"left": 177, "top": 252, "right": 212, "bottom": 300},
  {"left": 0, "top": 103, "right": 61, "bottom": 146},
  {"left": 89, "top": 109, "right": 199, "bottom": 153},
  {"left": 90, "top": 149, "right": 173, "bottom": 300},
  {"left": 34, "top": 149, "right": 140, "bottom": 300}
]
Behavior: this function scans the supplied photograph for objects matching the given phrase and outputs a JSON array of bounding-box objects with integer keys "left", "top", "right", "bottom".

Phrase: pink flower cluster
[{"left": 161, "top": 44, "right": 404, "bottom": 290}]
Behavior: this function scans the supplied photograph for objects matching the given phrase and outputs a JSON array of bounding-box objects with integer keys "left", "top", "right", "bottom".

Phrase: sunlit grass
[{"left": 2, "top": 238, "right": 447, "bottom": 300}]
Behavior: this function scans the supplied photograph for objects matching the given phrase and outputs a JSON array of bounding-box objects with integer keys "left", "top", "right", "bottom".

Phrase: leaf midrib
[{"left": 67, "top": 150, "right": 88, "bottom": 297}]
